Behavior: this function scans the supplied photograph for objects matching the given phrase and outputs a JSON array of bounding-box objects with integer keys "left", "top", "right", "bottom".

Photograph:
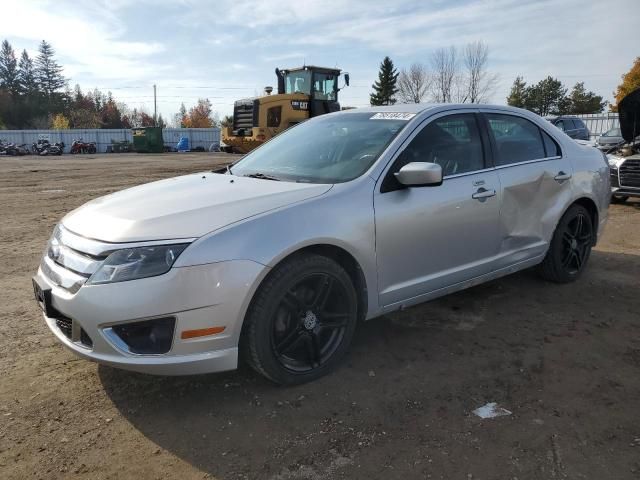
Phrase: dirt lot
[{"left": 1, "top": 153, "right": 639, "bottom": 480}]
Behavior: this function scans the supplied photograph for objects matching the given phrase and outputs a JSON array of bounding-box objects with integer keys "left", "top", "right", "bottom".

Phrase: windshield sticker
[{"left": 370, "top": 112, "right": 416, "bottom": 120}]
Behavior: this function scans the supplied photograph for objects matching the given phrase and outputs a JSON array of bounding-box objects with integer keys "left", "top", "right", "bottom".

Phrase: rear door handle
[
  {"left": 554, "top": 171, "right": 572, "bottom": 183},
  {"left": 472, "top": 187, "right": 496, "bottom": 201}
]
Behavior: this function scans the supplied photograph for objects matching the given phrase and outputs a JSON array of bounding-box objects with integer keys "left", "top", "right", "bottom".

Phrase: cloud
[{"left": 4, "top": 0, "right": 638, "bottom": 118}]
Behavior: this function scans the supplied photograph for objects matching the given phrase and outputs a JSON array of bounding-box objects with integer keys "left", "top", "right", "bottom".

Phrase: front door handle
[
  {"left": 472, "top": 187, "right": 496, "bottom": 201},
  {"left": 554, "top": 171, "right": 572, "bottom": 183}
]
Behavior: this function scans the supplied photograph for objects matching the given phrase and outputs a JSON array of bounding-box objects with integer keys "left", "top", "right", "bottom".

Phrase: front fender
[{"left": 175, "top": 178, "right": 380, "bottom": 317}]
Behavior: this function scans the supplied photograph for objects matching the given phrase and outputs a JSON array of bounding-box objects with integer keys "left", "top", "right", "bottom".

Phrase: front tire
[
  {"left": 242, "top": 254, "right": 358, "bottom": 385},
  {"left": 611, "top": 195, "right": 628, "bottom": 204},
  {"left": 539, "top": 204, "right": 594, "bottom": 283}
]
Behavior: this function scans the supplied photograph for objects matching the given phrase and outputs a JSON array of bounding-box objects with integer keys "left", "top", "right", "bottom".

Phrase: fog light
[{"left": 110, "top": 317, "right": 175, "bottom": 354}]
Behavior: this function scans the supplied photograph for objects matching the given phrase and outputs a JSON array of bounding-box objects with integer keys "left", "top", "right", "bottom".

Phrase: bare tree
[
  {"left": 461, "top": 41, "right": 498, "bottom": 103},
  {"left": 397, "top": 63, "right": 431, "bottom": 103},
  {"left": 430, "top": 46, "right": 458, "bottom": 103}
]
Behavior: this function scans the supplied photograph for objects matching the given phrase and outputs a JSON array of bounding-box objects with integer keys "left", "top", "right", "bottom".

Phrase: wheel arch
[{"left": 245, "top": 243, "right": 369, "bottom": 327}]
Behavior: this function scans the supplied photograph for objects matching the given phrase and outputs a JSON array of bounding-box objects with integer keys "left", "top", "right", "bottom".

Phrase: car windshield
[
  {"left": 231, "top": 112, "right": 410, "bottom": 183},
  {"left": 604, "top": 128, "right": 621, "bottom": 137}
]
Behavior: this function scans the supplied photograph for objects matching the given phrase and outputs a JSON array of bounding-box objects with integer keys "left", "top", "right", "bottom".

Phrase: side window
[
  {"left": 574, "top": 118, "right": 585, "bottom": 129},
  {"left": 486, "top": 114, "right": 546, "bottom": 166},
  {"left": 541, "top": 129, "right": 561, "bottom": 157},
  {"left": 564, "top": 118, "right": 576, "bottom": 130},
  {"left": 555, "top": 119, "right": 566, "bottom": 131},
  {"left": 267, "top": 106, "right": 282, "bottom": 127},
  {"left": 396, "top": 113, "right": 485, "bottom": 177}
]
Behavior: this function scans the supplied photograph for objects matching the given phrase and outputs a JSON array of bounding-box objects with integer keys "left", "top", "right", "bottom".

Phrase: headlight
[
  {"left": 607, "top": 155, "right": 624, "bottom": 170},
  {"left": 87, "top": 244, "right": 189, "bottom": 285}
]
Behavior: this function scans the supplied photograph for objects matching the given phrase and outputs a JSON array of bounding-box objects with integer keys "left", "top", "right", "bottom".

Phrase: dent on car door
[
  {"left": 374, "top": 112, "right": 501, "bottom": 307},
  {"left": 483, "top": 113, "right": 574, "bottom": 268}
]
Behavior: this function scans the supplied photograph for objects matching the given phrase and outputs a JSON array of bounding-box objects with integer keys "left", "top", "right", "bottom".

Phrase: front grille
[
  {"left": 56, "top": 317, "right": 72, "bottom": 340},
  {"left": 233, "top": 99, "right": 259, "bottom": 133},
  {"left": 619, "top": 158, "right": 640, "bottom": 188},
  {"left": 41, "top": 226, "right": 107, "bottom": 293}
]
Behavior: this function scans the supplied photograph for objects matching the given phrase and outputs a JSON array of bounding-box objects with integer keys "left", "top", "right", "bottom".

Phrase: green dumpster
[{"left": 132, "top": 127, "right": 164, "bottom": 153}]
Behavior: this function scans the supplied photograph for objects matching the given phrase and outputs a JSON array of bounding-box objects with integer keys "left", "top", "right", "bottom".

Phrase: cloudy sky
[{"left": 4, "top": 0, "right": 639, "bottom": 122}]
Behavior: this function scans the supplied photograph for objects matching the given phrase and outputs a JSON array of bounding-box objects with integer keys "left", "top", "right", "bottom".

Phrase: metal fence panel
[
  {"left": 0, "top": 128, "right": 221, "bottom": 153},
  {"left": 574, "top": 113, "right": 619, "bottom": 139}
]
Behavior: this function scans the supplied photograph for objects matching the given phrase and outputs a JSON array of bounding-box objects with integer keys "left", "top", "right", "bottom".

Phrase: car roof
[{"left": 339, "top": 103, "right": 537, "bottom": 115}]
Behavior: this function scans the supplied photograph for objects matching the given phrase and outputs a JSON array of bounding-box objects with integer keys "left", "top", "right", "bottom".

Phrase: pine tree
[
  {"left": 0, "top": 40, "right": 19, "bottom": 96},
  {"left": 506, "top": 76, "right": 527, "bottom": 108},
  {"left": 370, "top": 56, "right": 399, "bottom": 106},
  {"left": 35, "top": 40, "right": 65, "bottom": 99},
  {"left": 567, "top": 82, "right": 606, "bottom": 114},
  {"left": 17, "top": 50, "right": 37, "bottom": 95}
]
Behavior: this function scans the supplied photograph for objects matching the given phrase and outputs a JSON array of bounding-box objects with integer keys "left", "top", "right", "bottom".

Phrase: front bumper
[{"left": 35, "top": 259, "right": 266, "bottom": 375}]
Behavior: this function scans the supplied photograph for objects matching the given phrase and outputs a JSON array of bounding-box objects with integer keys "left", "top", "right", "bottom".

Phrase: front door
[{"left": 374, "top": 112, "right": 501, "bottom": 307}]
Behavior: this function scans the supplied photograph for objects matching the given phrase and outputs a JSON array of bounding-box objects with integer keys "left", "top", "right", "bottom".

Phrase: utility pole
[{"left": 153, "top": 84, "right": 157, "bottom": 126}]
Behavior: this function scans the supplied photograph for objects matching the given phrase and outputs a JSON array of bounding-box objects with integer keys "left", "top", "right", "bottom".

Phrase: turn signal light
[{"left": 181, "top": 326, "right": 226, "bottom": 339}]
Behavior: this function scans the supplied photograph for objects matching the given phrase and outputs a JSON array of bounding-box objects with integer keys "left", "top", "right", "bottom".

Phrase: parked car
[
  {"left": 607, "top": 88, "right": 640, "bottom": 203},
  {"left": 546, "top": 115, "right": 590, "bottom": 140},
  {"left": 33, "top": 104, "right": 609, "bottom": 385},
  {"left": 596, "top": 127, "right": 624, "bottom": 150}
]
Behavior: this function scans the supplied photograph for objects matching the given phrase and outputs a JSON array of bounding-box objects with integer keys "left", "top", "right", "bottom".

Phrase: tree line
[
  {"left": 370, "top": 41, "right": 500, "bottom": 106},
  {"left": 369, "top": 42, "right": 640, "bottom": 117},
  {"left": 506, "top": 76, "right": 605, "bottom": 116},
  {"left": 0, "top": 39, "right": 219, "bottom": 129}
]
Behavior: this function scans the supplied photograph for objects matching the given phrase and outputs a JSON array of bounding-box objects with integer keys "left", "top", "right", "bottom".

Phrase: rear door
[{"left": 482, "top": 112, "right": 573, "bottom": 268}]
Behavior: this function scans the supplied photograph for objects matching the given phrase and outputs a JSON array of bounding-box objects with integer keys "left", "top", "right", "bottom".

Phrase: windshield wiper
[{"left": 243, "top": 172, "right": 281, "bottom": 181}]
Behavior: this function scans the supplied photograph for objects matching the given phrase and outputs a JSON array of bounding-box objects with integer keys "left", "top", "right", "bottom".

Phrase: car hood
[
  {"left": 62, "top": 172, "right": 332, "bottom": 242},
  {"left": 619, "top": 87, "right": 640, "bottom": 142}
]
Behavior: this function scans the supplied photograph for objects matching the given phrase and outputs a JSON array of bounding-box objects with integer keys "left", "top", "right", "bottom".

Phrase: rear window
[
  {"left": 486, "top": 113, "right": 546, "bottom": 165},
  {"left": 541, "top": 129, "right": 561, "bottom": 157}
]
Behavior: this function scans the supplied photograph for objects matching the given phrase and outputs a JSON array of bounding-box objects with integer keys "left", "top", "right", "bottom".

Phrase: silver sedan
[{"left": 33, "top": 104, "right": 610, "bottom": 384}]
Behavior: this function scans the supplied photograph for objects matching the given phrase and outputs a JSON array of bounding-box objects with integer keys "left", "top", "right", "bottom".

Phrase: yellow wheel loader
[{"left": 221, "top": 66, "right": 349, "bottom": 153}]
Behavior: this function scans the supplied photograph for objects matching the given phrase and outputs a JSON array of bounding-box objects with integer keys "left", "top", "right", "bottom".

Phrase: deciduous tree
[
  {"left": 611, "top": 57, "right": 640, "bottom": 112},
  {"left": 51, "top": 113, "right": 70, "bottom": 129},
  {"left": 183, "top": 98, "right": 215, "bottom": 128},
  {"left": 397, "top": 63, "right": 430, "bottom": 104},
  {"left": 461, "top": 41, "right": 498, "bottom": 103},
  {"left": 430, "top": 46, "right": 457, "bottom": 103}
]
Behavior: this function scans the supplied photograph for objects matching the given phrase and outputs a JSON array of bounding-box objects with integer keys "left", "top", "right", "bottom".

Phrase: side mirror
[
  {"left": 394, "top": 162, "right": 443, "bottom": 187},
  {"left": 344, "top": 73, "right": 350, "bottom": 87}
]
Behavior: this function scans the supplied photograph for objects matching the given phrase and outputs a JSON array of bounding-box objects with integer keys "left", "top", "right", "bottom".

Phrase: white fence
[
  {"left": 0, "top": 128, "right": 221, "bottom": 153},
  {"left": 574, "top": 113, "right": 619, "bottom": 139}
]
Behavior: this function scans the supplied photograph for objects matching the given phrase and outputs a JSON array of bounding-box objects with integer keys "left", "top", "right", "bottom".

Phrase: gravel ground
[{"left": 1, "top": 153, "right": 639, "bottom": 480}]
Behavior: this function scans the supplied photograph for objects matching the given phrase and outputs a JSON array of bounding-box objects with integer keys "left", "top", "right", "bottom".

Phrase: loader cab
[{"left": 276, "top": 66, "right": 347, "bottom": 117}]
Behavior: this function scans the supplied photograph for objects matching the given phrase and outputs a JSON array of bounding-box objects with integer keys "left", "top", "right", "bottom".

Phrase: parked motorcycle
[
  {"left": 70, "top": 139, "right": 97, "bottom": 154},
  {"left": 32, "top": 140, "right": 64, "bottom": 156},
  {"left": 0, "top": 140, "right": 18, "bottom": 156}
]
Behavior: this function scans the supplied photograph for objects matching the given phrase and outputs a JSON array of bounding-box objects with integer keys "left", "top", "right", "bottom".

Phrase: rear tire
[
  {"left": 539, "top": 204, "right": 594, "bottom": 283},
  {"left": 241, "top": 254, "right": 358, "bottom": 385}
]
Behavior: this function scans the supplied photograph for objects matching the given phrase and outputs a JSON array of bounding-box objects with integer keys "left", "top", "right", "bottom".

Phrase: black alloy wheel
[
  {"left": 559, "top": 211, "right": 593, "bottom": 275},
  {"left": 272, "top": 272, "right": 351, "bottom": 372},
  {"left": 539, "top": 204, "right": 594, "bottom": 283},
  {"left": 242, "top": 254, "right": 358, "bottom": 385}
]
